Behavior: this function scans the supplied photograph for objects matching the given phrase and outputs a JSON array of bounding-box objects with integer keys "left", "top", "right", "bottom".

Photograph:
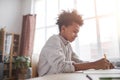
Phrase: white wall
[
  {"left": 0, "top": 0, "right": 34, "bottom": 34},
  {"left": 0, "top": 0, "right": 22, "bottom": 34},
  {"left": 21, "top": 0, "right": 35, "bottom": 15}
]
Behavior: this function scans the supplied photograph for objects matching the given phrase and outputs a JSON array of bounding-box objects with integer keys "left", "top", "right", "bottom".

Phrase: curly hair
[{"left": 56, "top": 10, "right": 83, "bottom": 32}]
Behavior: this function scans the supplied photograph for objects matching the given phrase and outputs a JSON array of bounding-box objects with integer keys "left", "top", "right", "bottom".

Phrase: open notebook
[
  {"left": 83, "top": 69, "right": 120, "bottom": 74},
  {"left": 99, "top": 77, "right": 120, "bottom": 80}
]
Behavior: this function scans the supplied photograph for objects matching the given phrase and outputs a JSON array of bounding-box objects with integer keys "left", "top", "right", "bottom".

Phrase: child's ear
[{"left": 61, "top": 25, "right": 66, "bottom": 31}]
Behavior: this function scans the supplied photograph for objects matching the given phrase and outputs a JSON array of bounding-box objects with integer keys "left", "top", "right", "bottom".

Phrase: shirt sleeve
[{"left": 43, "top": 35, "right": 75, "bottom": 73}]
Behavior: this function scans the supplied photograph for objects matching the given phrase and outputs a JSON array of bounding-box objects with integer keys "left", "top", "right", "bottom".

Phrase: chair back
[{"left": 31, "top": 54, "right": 39, "bottom": 77}]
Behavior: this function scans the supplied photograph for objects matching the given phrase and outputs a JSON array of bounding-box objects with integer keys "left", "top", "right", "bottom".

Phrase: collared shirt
[{"left": 38, "top": 34, "right": 83, "bottom": 76}]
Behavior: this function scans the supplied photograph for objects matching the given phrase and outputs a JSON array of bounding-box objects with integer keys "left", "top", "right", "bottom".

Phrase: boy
[{"left": 38, "top": 10, "right": 114, "bottom": 76}]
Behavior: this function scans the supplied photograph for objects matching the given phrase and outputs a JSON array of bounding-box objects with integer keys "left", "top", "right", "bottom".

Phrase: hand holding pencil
[
  {"left": 92, "top": 54, "right": 114, "bottom": 70},
  {"left": 103, "top": 53, "right": 114, "bottom": 69}
]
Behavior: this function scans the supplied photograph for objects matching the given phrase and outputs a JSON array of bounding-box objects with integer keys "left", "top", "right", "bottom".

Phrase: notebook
[{"left": 99, "top": 77, "right": 120, "bottom": 80}]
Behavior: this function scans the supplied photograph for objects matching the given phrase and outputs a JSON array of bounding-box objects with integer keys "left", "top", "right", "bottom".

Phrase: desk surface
[
  {"left": 26, "top": 69, "right": 120, "bottom": 80},
  {"left": 26, "top": 73, "right": 88, "bottom": 80}
]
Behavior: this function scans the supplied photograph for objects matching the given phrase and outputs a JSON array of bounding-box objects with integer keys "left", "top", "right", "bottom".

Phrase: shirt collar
[{"left": 59, "top": 34, "right": 69, "bottom": 45}]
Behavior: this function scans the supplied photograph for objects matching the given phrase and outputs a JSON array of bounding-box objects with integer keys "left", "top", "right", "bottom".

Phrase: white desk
[{"left": 26, "top": 69, "right": 120, "bottom": 80}]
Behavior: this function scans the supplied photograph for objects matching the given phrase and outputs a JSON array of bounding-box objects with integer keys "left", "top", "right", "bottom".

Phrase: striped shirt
[{"left": 38, "top": 34, "right": 83, "bottom": 76}]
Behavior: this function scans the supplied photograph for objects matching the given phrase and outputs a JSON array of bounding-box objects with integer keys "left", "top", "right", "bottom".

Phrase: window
[{"left": 34, "top": 0, "right": 120, "bottom": 61}]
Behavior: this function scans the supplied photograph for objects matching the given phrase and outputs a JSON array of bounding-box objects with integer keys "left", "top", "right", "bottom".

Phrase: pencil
[
  {"left": 104, "top": 54, "right": 106, "bottom": 59},
  {"left": 86, "top": 74, "right": 92, "bottom": 80},
  {"left": 104, "top": 53, "right": 110, "bottom": 69}
]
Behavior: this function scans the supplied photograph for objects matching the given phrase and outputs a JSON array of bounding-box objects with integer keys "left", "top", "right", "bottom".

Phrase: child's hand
[{"left": 93, "top": 58, "right": 114, "bottom": 69}]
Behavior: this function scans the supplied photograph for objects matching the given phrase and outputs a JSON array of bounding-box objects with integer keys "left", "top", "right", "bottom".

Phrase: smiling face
[{"left": 60, "top": 22, "right": 80, "bottom": 42}]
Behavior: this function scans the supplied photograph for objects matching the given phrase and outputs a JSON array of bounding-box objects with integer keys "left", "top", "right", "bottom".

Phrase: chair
[{"left": 31, "top": 54, "right": 39, "bottom": 77}]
